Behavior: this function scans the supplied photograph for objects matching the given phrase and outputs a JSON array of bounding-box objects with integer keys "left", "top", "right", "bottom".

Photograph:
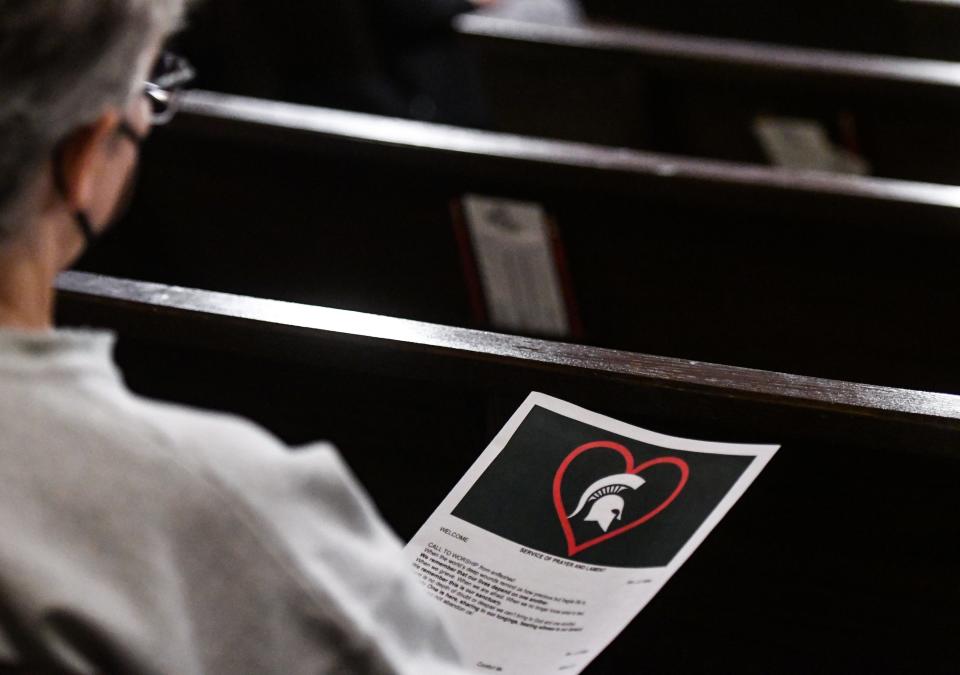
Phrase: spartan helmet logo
[{"left": 567, "top": 474, "right": 645, "bottom": 533}]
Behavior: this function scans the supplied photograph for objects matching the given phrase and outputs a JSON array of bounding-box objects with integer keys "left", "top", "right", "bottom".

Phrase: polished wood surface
[
  {"left": 169, "top": 3, "right": 960, "bottom": 182},
  {"left": 56, "top": 272, "right": 960, "bottom": 674},
  {"left": 457, "top": 15, "right": 960, "bottom": 183},
  {"left": 57, "top": 272, "right": 960, "bottom": 424},
  {"left": 178, "top": 90, "right": 960, "bottom": 220},
  {"left": 78, "top": 91, "right": 960, "bottom": 394},
  {"left": 580, "top": 0, "right": 960, "bottom": 61},
  {"left": 460, "top": 14, "right": 960, "bottom": 90}
]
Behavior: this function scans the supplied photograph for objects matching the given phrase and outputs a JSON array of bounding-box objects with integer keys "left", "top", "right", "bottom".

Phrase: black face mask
[
  {"left": 71, "top": 210, "right": 98, "bottom": 249},
  {"left": 54, "top": 121, "right": 144, "bottom": 251}
]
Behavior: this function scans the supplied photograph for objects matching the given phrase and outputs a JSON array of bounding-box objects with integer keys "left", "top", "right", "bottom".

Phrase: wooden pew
[
  {"left": 580, "top": 0, "right": 960, "bottom": 61},
  {"left": 55, "top": 271, "right": 960, "bottom": 674},
  {"left": 78, "top": 91, "right": 960, "bottom": 394},
  {"left": 168, "top": 4, "right": 960, "bottom": 183},
  {"left": 456, "top": 14, "right": 960, "bottom": 184}
]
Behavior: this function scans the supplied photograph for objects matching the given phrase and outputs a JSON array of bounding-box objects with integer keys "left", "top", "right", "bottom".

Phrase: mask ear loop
[
  {"left": 51, "top": 142, "right": 98, "bottom": 249},
  {"left": 51, "top": 123, "right": 143, "bottom": 250}
]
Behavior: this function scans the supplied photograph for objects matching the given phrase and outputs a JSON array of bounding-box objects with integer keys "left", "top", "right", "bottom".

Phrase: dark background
[
  {"left": 453, "top": 406, "right": 756, "bottom": 567},
  {"left": 58, "top": 0, "right": 960, "bottom": 668}
]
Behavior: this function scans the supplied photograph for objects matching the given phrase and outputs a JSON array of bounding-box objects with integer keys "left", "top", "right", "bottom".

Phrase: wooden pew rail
[
  {"left": 55, "top": 272, "right": 960, "bottom": 673},
  {"left": 78, "top": 91, "right": 960, "bottom": 395}
]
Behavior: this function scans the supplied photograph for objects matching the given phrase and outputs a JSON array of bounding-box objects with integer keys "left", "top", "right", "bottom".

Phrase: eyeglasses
[{"left": 144, "top": 51, "right": 195, "bottom": 126}]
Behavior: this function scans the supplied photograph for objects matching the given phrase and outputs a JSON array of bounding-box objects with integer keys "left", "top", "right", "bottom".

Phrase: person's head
[{"left": 0, "top": 0, "right": 191, "bottom": 268}]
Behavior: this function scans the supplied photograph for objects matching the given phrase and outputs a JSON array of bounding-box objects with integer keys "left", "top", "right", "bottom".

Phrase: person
[
  {"left": 0, "top": 2, "right": 469, "bottom": 672},
  {"left": 177, "top": 0, "right": 496, "bottom": 126},
  {"left": 476, "top": 0, "right": 584, "bottom": 26},
  {"left": 365, "top": 0, "right": 496, "bottom": 126}
]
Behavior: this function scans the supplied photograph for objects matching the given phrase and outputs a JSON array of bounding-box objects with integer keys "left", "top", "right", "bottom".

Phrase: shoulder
[
  {"left": 0, "top": 343, "right": 467, "bottom": 671},
  {"left": 115, "top": 395, "right": 468, "bottom": 670},
  {"left": 120, "top": 394, "right": 351, "bottom": 505},
  {"left": 116, "top": 391, "right": 404, "bottom": 560}
]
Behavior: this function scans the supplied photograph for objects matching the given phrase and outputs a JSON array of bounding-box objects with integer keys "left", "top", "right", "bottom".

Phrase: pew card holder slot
[{"left": 453, "top": 195, "right": 582, "bottom": 340}]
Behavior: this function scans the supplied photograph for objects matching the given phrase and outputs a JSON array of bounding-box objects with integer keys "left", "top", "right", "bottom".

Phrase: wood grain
[{"left": 57, "top": 272, "right": 960, "bottom": 425}]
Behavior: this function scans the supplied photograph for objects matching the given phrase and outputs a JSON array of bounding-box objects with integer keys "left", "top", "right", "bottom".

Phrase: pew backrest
[
  {"left": 78, "top": 91, "right": 960, "bottom": 393},
  {"left": 55, "top": 271, "right": 960, "bottom": 674},
  {"left": 456, "top": 15, "right": 960, "bottom": 183}
]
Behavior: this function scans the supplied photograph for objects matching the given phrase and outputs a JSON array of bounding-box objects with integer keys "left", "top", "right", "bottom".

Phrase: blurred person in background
[
  {"left": 368, "top": 0, "right": 498, "bottom": 125},
  {"left": 0, "top": 1, "right": 470, "bottom": 672},
  {"left": 476, "top": 0, "right": 584, "bottom": 26},
  {"left": 180, "top": 0, "right": 498, "bottom": 126}
]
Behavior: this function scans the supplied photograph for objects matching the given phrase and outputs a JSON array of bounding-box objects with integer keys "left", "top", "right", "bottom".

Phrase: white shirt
[{"left": 0, "top": 328, "right": 467, "bottom": 674}]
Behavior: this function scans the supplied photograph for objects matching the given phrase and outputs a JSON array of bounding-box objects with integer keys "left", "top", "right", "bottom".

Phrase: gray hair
[{"left": 0, "top": 0, "right": 189, "bottom": 239}]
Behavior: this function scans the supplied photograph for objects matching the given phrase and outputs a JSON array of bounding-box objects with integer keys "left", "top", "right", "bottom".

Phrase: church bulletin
[{"left": 404, "top": 393, "right": 778, "bottom": 674}]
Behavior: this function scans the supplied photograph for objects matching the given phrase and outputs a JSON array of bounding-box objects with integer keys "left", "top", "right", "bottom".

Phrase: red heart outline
[{"left": 553, "top": 441, "right": 689, "bottom": 557}]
